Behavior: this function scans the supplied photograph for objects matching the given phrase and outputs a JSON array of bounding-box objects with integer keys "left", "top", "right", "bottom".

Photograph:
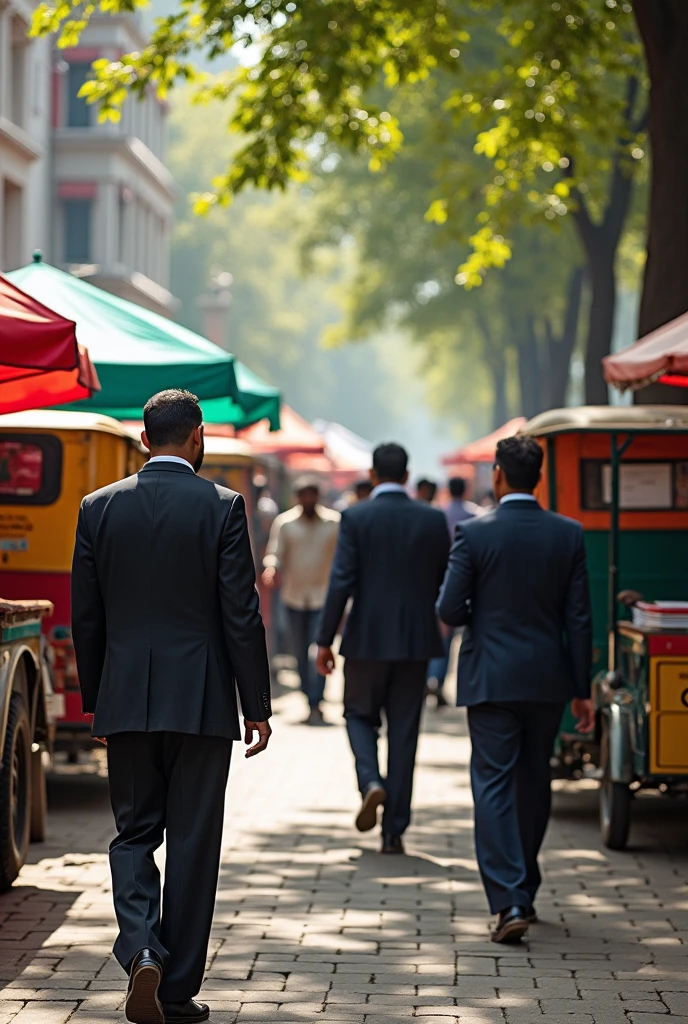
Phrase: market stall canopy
[
  {"left": 0, "top": 274, "right": 99, "bottom": 413},
  {"left": 239, "top": 404, "right": 325, "bottom": 455},
  {"left": 441, "top": 417, "right": 527, "bottom": 466},
  {"left": 603, "top": 311, "right": 688, "bottom": 391},
  {"left": 6, "top": 257, "right": 280, "bottom": 429},
  {"left": 312, "top": 419, "right": 373, "bottom": 472}
]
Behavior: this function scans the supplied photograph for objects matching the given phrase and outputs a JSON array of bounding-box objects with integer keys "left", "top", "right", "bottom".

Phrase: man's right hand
[
  {"left": 261, "top": 566, "right": 279, "bottom": 589},
  {"left": 316, "top": 646, "right": 336, "bottom": 676},
  {"left": 244, "top": 719, "right": 272, "bottom": 757},
  {"left": 571, "top": 698, "right": 595, "bottom": 734}
]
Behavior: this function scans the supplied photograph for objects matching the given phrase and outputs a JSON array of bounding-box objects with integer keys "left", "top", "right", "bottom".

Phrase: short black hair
[
  {"left": 355, "top": 479, "right": 373, "bottom": 496},
  {"left": 373, "top": 443, "right": 408, "bottom": 483},
  {"left": 417, "top": 478, "right": 437, "bottom": 498},
  {"left": 143, "top": 389, "right": 202, "bottom": 448},
  {"left": 495, "top": 436, "right": 543, "bottom": 491},
  {"left": 448, "top": 476, "right": 467, "bottom": 499}
]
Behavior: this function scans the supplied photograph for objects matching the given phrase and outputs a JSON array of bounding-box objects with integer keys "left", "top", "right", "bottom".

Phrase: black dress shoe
[
  {"left": 125, "top": 948, "right": 164, "bottom": 1024},
  {"left": 355, "top": 782, "right": 386, "bottom": 832},
  {"left": 491, "top": 906, "right": 529, "bottom": 944},
  {"left": 162, "top": 999, "right": 210, "bottom": 1023},
  {"left": 381, "top": 833, "right": 404, "bottom": 854},
  {"left": 526, "top": 905, "right": 538, "bottom": 924}
]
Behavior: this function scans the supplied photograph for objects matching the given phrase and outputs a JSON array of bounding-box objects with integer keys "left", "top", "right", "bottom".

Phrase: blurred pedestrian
[
  {"left": 427, "top": 477, "right": 480, "bottom": 708},
  {"left": 263, "top": 477, "right": 340, "bottom": 724},
  {"left": 416, "top": 477, "right": 438, "bottom": 504},
  {"left": 445, "top": 476, "right": 481, "bottom": 533},
  {"left": 317, "top": 444, "right": 450, "bottom": 853},
  {"left": 355, "top": 478, "right": 373, "bottom": 502},
  {"left": 71, "top": 390, "right": 272, "bottom": 1024},
  {"left": 437, "top": 436, "right": 593, "bottom": 944}
]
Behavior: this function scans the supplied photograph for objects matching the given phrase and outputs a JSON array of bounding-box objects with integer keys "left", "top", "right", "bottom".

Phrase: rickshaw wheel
[
  {"left": 599, "top": 716, "right": 632, "bottom": 850},
  {"left": 0, "top": 694, "right": 31, "bottom": 892},
  {"left": 30, "top": 748, "right": 47, "bottom": 843}
]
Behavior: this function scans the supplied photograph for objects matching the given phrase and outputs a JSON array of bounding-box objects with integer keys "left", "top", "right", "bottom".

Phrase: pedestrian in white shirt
[{"left": 262, "top": 478, "right": 340, "bottom": 724}]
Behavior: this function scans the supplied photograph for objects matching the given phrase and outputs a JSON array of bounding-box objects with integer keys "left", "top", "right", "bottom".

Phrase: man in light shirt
[{"left": 263, "top": 478, "right": 340, "bottom": 724}]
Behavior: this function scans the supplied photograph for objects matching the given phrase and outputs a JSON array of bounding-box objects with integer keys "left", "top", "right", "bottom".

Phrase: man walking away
[
  {"left": 72, "top": 390, "right": 272, "bottom": 1024},
  {"left": 317, "top": 444, "right": 450, "bottom": 853},
  {"left": 437, "top": 436, "right": 593, "bottom": 944},
  {"left": 445, "top": 476, "right": 481, "bottom": 534},
  {"left": 263, "top": 478, "right": 340, "bottom": 724},
  {"left": 416, "top": 477, "right": 438, "bottom": 504}
]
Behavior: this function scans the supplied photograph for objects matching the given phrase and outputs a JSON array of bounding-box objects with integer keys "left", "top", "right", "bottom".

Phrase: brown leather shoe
[
  {"left": 125, "top": 949, "right": 164, "bottom": 1024},
  {"left": 355, "top": 783, "right": 386, "bottom": 832}
]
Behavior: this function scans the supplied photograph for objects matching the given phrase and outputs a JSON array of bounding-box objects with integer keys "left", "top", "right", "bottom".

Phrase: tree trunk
[
  {"left": 634, "top": 1, "right": 688, "bottom": 337},
  {"left": 489, "top": 358, "right": 508, "bottom": 430},
  {"left": 517, "top": 315, "right": 542, "bottom": 418},
  {"left": 546, "top": 266, "right": 584, "bottom": 408},
  {"left": 583, "top": 248, "right": 616, "bottom": 405},
  {"left": 633, "top": 1, "right": 688, "bottom": 405}
]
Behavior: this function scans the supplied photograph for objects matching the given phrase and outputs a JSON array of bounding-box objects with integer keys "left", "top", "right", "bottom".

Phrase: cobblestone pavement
[{"left": 1, "top": 669, "right": 687, "bottom": 1024}]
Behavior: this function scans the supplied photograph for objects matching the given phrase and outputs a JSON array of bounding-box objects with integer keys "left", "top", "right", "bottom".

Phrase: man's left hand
[
  {"left": 317, "top": 646, "right": 336, "bottom": 676},
  {"left": 244, "top": 719, "right": 272, "bottom": 757},
  {"left": 571, "top": 698, "right": 595, "bottom": 734}
]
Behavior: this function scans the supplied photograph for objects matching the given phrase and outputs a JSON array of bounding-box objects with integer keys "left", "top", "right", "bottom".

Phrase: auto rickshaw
[
  {"left": 0, "top": 410, "right": 145, "bottom": 758},
  {"left": 522, "top": 406, "right": 688, "bottom": 849},
  {"left": 0, "top": 597, "right": 56, "bottom": 890}
]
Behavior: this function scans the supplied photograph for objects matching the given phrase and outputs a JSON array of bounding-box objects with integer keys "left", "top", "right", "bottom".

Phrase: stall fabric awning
[
  {"left": 239, "top": 404, "right": 325, "bottom": 455},
  {"left": 312, "top": 419, "right": 373, "bottom": 472},
  {"left": 441, "top": 417, "right": 527, "bottom": 467},
  {"left": 6, "top": 258, "right": 280, "bottom": 429},
  {"left": 0, "top": 274, "right": 100, "bottom": 414},
  {"left": 603, "top": 310, "right": 688, "bottom": 392}
]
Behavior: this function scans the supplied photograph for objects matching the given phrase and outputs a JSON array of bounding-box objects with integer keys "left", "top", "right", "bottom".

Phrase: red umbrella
[
  {"left": 0, "top": 274, "right": 99, "bottom": 414},
  {"left": 603, "top": 310, "right": 688, "bottom": 391}
]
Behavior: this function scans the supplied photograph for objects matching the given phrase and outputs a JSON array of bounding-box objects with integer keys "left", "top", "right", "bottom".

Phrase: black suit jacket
[
  {"left": 71, "top": 460, "right": 271, "bottom": 738},
  {"left": 316, "top": 492, "right": 450, "bottom": 661},
  {"left": 437, "top": 499, "right": 592, "bottom": 706}
]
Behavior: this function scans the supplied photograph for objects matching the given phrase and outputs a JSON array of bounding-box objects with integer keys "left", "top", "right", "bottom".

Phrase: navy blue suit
[
  {"left": 318, "top": 491, "right": 450, "bottom": 835},
  {"left": 437, "top": 498, "right": 592, "bottom": 912}
]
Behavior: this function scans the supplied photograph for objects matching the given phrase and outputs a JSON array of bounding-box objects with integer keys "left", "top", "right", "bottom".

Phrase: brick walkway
[{"left": 1, "top": 670, "right": 687, "bottom": 1024}]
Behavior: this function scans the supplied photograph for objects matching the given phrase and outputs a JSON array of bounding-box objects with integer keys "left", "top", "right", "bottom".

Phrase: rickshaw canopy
[
  {"left": 603, "top": 310, "right": 688, "bottom": 392},
  {"left": 522, "top": 405, "right": 688, "bottom": 437},
  {"left": 6, "top": 258, "right": 281, "bottom": 430},
  {"left": 0, "top": 274, "right": 99, "bottom": 413}
]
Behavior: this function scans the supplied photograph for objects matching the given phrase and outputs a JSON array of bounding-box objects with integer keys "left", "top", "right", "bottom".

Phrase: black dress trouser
[
  {"left": 107, "top": 732, "right": 232, "bottom": 1003},
  {"left": 466, "top": 701, "right": 565, "bottom": 914},
  {"left": 344, "top": 659, "right": 427, "bottom": 837}
]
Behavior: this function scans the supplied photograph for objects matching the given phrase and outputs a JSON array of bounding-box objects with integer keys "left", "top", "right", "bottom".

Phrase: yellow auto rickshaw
[{"left": 0, "top": 410, "right": 145, "bottom": 758}]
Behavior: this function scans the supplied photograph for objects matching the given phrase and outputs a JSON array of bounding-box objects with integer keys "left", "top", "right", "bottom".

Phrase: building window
[
  {"left": 67, "top": 63, "right": 91, "bottom": 128},
  {"left": 63, "top": 199, "right": 91, "bottom": 263}
]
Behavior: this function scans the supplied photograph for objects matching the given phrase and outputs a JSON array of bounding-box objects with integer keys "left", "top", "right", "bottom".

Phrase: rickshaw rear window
[
  {"left": 0, "top": 434, "right": 62, "bottom": 505},
  {"left": 582, "top": 459, "right": 688, "bottom": 511}
]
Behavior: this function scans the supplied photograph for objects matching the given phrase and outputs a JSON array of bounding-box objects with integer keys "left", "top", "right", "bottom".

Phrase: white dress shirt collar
[
  {"left": 500, "top": 492, "right": 538, "bottom": 504},
  {"left": 147, "top": 455, "right": 195, "bottom": 472},
  {"left": 371, "top": 482, "right": 409, "bottom": 499}
]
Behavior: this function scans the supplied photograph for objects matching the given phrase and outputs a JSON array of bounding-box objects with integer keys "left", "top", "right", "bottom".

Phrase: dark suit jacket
[
  {"left": 71, "top": 460, "right": 271, "bottom": 738},
  {"left": 316, "top": 492, "right": 450, "bottom": 661},
  {"left": 437, "top": 499, "right": 592, "bottom": 706}
]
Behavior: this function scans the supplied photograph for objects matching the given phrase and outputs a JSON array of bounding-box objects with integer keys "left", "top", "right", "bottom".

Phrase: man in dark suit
[
  {"left": 437, "top": 435, "right": 593, "bottom": 944},
  {"left": 72, "top": 389, "right": 272, "bottom": 1024},
  {"left": 316, "top": 444, "right": 450, "bottom": 853}
]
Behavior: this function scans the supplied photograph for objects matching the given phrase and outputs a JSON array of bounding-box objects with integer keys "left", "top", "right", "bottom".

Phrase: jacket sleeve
[
  {"left": 436, "top": 525, "right": 473, "bottom": 627},
  {"left": 316, "top": 511, "right": 357, "bottom": 647},
  {"left": 71, "top": 503, "right": 106, "bottom": 715},
  {"left": 219, "top": 493, "right": 272, "bottom": 721},
  {"left": 564, "top": 525, "right": 593, "bottom": 699}
]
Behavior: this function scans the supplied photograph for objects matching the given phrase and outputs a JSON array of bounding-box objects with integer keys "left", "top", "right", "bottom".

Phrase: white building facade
[{"left": 0, "top": 8, "right": 176, "bottom": 316}]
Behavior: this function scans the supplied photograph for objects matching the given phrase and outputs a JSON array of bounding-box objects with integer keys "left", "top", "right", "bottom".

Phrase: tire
[
  {"left": 0, "top": 694, "right": 31, "bottom": 891},
  {"left": 599, "top": 715, "right": 632, "bottom": 850},
  {"left": 29, "top": 748, "right": 47, "bottom": 843}
]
